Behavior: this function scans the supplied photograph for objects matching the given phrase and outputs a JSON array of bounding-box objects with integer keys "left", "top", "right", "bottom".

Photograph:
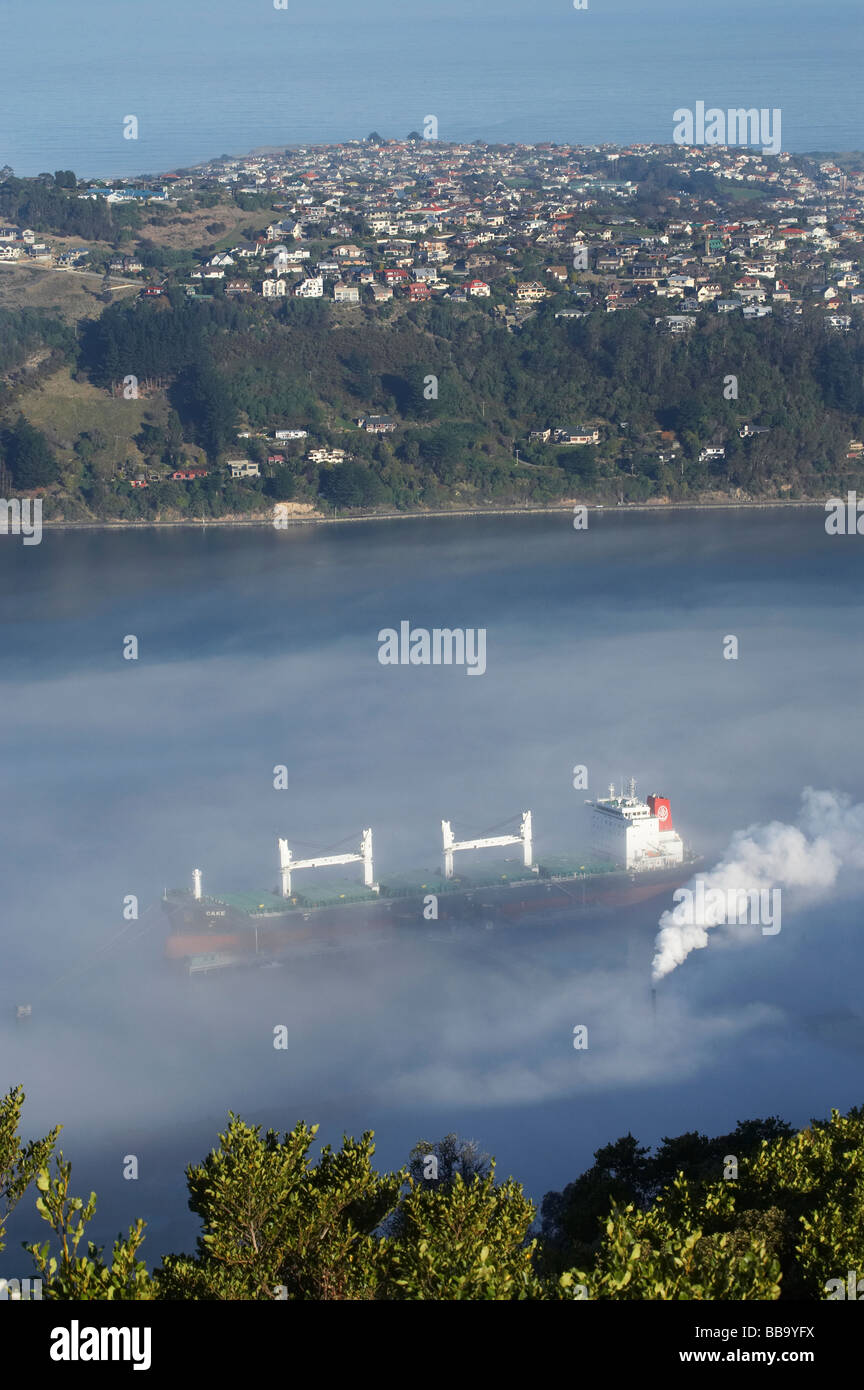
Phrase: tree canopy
[{"left": 3, "top": 1086, "right": 862, "bottom": 1300}]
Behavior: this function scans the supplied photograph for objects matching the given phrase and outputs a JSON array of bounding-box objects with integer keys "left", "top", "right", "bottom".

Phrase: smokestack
[
  {"left": 192, "top": 869, "right": 202, "bottom": 901},
  {"left": 651, "top": 787, "right": 848, "bottom": 981}
]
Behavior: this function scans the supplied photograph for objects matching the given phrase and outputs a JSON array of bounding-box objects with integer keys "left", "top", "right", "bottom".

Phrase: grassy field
[
  {"left": 137, "top": 200, "right": 264, "bottom": 251},
  {"left": 0, "top": 261, "right": 138, "bottom": 323},
  {"left": 15, "top": 366, "right": 192, "bottom": 475},
  {"left": 713, "top": 180, "right": 767, "bottom": 201}
]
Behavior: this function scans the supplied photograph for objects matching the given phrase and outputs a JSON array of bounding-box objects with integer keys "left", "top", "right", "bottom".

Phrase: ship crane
[
  {"left": 441, "top": 811, "right": 532, "bottom": 880},
  {"left": 278, "top": 828, "right": 376, "bottom": 898}
]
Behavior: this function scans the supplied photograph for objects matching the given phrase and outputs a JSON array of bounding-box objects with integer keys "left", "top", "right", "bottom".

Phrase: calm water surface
[{"left": 1, "top": 509, "right": 863, "bottom": 1253}]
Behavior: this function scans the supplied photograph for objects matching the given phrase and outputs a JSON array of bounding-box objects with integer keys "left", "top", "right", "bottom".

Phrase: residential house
[
  {"left": 308, "top": 448, "right": 349, "bottom": 464},
  {"left": 516, "top": 281, "right": 548, "bottom": 303},
  {"left": 356, "top": 415, "right": 397, "bottom": 434},
  {"left": 294, "top": 276, "right": 324, "bottom": 298},
  {"left": 657, "top": 315, "right": 696, "bottom": 333},
  {"left": 554, "top": 427, "right": 599, "bottom": 445}
]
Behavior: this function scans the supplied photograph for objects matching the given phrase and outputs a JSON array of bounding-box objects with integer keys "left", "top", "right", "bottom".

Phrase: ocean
[{"left": 0, "top": 0, "right": 861, "bottom": 178}]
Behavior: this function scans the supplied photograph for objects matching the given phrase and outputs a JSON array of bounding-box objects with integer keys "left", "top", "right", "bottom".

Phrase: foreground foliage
[{"left": 1, "top": 1087, "right": 861, "bottom": 1300}]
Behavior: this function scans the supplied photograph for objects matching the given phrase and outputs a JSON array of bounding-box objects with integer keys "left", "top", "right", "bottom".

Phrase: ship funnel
[{"left": 192, "top": 868, "right": 203, "bottom": 900}]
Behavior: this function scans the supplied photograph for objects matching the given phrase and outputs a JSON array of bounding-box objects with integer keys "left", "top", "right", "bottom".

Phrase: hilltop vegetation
[
  {"left": 3, "top": 1086, "right": 862, "bottom": 1300},
  {"left": 1, "top": 150, "right": 864, "bottom": 520},
  {"left": 1, "top": 287, "right": 863, "bottom": 520}
]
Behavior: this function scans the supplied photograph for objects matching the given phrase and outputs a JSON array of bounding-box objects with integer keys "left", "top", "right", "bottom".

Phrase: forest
[
  {"left": 2, "top": 280, "right": 864, "bottom": 518},
  {"left": 2, "top": 1085, "right": 862, "bottom": 1300},
  {"left": 0, "top": 171, "right": 143, "bottom": 243}
]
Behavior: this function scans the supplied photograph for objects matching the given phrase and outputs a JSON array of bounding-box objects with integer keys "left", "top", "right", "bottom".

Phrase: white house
[
  {"left": 308, "top": 448, "right": 349, "bottom": 464},
  {"left": 294, "top": 276, "right": 324, "bottom": 298}
]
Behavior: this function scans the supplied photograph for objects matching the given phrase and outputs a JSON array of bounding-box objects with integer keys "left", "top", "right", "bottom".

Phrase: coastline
[{"left": 40, "top": 499, "right": 828, "bottom": 531}]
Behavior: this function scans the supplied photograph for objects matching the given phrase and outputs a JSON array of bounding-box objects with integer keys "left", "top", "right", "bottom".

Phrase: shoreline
[{"left": 39, "top": 499, "right": 828, "bottom": 531}]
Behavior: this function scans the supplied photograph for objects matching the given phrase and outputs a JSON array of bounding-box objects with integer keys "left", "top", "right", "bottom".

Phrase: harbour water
[{"left": 2, "top": 509, "right": 864, "bottom": 1254}]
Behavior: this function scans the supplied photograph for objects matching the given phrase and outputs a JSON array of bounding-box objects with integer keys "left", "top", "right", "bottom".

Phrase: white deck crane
[
  {"left": 441, "top": 811, "right": 533, "bottom": 880},
  {"left": 278, "top": 828, "right": 376, "bottom": 898}
]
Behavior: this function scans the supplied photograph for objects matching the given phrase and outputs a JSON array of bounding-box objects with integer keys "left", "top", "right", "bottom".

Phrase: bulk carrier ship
[{"left": 163, "top": 781, "right": 701, "bottom": 974}]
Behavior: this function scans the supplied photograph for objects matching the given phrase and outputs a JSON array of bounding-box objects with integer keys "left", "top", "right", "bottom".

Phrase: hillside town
[
  {"left": 2, "top": 138, "right": 862, "bottom": 321},
  {"left": 1, "top": 137, "right": 863, "bottom": 512}
]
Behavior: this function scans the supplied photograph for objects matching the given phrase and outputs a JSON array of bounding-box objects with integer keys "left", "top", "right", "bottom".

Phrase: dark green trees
[
  {"left": 4, "top": 1086, "right": 863, "bottom": 1301},
  {"left": 3, "top": 417, "right": 60, "bottom": 489}
]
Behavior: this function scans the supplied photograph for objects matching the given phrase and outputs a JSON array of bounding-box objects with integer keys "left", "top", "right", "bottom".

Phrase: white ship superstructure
[{"left": 587, "top": 779, "right": 685, "bottom": 872}]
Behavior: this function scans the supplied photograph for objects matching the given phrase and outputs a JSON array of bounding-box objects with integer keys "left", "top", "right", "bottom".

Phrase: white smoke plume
[{"left": 651, "top": 789, "right": 864, "bottom": 981}]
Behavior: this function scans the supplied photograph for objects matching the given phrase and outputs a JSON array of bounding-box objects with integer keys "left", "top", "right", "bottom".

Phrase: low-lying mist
[{"left": 2, "top": 512, "right": 863, "bottom": 1253}]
